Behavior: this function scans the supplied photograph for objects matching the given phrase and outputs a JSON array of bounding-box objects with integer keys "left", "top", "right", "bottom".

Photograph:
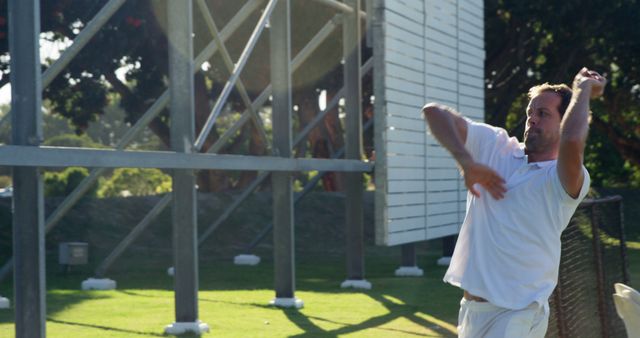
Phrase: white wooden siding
[{"left": 374, "top": 0, "right": 484, "bottom": 246}]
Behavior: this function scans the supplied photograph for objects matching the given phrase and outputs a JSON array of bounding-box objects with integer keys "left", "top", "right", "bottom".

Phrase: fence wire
[{"left": 546, "top": 196, "right": 628, "bottom": 338}]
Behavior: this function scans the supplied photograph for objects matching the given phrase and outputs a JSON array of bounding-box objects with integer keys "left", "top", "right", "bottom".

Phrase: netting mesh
[{"left": 546, "top": 196, "right": 628, "bottom": 338}]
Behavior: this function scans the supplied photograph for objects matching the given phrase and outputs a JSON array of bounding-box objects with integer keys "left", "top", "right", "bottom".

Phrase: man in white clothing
[{"left": 422, "top": 67, "right": 606, "bottom": 337}]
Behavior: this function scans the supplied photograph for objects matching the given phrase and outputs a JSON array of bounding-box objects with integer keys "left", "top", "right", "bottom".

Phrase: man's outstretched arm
[
  {"left": 558, "top": 68, "right": 606, "bottom": 198},
  {"left": 422, "top": 103, "right": 506, "bottom": 199}
]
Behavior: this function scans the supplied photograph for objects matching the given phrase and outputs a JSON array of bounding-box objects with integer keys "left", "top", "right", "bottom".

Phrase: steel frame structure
[{"left": 5, "top": 0, "right": 371, "bottom": 336}]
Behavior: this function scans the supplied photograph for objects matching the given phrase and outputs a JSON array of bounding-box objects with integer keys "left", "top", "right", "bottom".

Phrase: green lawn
[
  {"left": 0, "top": 249, "right": 462, "bottom": 337},
  {"left": 0, "top": 236, "right": 637, "bottom": 337}
]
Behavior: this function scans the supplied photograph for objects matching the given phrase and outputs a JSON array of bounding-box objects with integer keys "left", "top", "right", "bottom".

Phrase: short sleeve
[
  {"left": 550, "top": 165, "right": 591, "bottom": 204},
  {"left": 464, "top": 117, "right": 510, "bottom": 163}
]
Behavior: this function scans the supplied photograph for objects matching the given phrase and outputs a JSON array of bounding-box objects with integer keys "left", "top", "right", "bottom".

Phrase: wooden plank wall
[{"left": 375, "top": 0, "right": 484, "bottom": 246}]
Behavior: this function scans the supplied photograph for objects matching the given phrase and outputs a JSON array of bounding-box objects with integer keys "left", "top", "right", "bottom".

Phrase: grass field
[
  {"left": 0, "top": 189, "right": 637, "bottom": 337},
  {"left": 0, "top": 248, "right": 462, "bottom": 337},
  {"left": 0, "top": 243, "right": 638, "bottom": 338}
]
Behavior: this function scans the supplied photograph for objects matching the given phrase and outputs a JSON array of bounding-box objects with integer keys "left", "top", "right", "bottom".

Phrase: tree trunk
[
  {"left": 295, "top": 89, "right": 345, "bottom": 191},
  {"left": 236, "top": 120, "right": 266, "bottom": 189},
  {"left": 322, "top": 88, "right": 345, "bottom": 191}
]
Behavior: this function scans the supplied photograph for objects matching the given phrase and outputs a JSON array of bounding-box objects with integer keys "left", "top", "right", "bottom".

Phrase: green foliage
[
  {"left": 585, "top": 130, "right": 640, "bottom": 187},
  {"left": 44, "top": 167, "right": 98, "bottom": 197},
  {"left": 486, "top": 0, "right": 640, "bottom": 187},
  {"left": 98, "top": 168, "right": 171, "bottom": 198},
  {"left": 44, "top": 133, "right": 106, "bottom": 148},
  {"left": 293, "top": 170, "right": 328, "bottom": 193}
]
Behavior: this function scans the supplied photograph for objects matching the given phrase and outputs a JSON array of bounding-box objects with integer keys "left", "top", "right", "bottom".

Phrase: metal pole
[
  {"left": 618, "top": 199, "right": 629, "bottom": 284},
  {"left": 343, "top": 0, "right": 364, "bottom": 281},
  {"left": 553, "top": 282, "right": 568, "bottom": 338},
  {"left": 365, "top": 0, "right": 373, "bottom": 48},
  {"left": 9, "top": 0, "right": 45, "bottom": 337},
  {"left": 400, "top": 243, "right": 417, "bottom": 267},
  {"left": 168, "top": 0, "right": 199, "bottom": 323},
  {"left": 270, "top": 0, "right": 295, "bottom": 300},
  {"left": 442, "top": 235, "right": 456, "bottom": 257},
  {"left": 590, "top": 205, "right": 608, "bottom": 338}
]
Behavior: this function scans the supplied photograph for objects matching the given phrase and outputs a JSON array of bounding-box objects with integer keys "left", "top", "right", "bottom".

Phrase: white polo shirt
[{"left": 443, "top": 118, "right": 590, "bottom": 311}]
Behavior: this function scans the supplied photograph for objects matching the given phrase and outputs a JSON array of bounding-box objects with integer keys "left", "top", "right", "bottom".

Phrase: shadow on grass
[
  {"left": 48, "top": 318, "right": 166, "bottom": 337},
  {"left": 132, "top": 252, "right": 459, "bottom": 337},
  {"left": 0, "top": 251, "right": 460, "bottom": 336},
  {"left": 0, "top": 291, "right": 112, "bottom": 324},
  {"left": 276, "top": 289, "right": 457, "bottom": 338},
  {"left": 198, "top": 296, "right": 275, "bottom": 309},
  {"left": 282, "top": 309, "right": 447, "bottom": 338}
]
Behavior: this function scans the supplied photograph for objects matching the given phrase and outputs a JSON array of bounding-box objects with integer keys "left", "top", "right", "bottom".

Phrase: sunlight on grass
[
  {"left": 367, "top": 316, "right": 449, "bottom": 337},
  {"left": 415, "top": 312, "right": 458, "bottom": 336},
  {"left": 626, "top": 240, "right": 640, "bottom": 250},
  {"left": 3, "top": 240, "right": 636, "bottom": 337},
  {"left": 0, "top": 240, "right": 635, "bottom": 338},
  {"left": 382, "top": 294, "right": 405, "bottom": 305},
  {"left": 0, "top": 286, "right": 457, "bottom": 337}
]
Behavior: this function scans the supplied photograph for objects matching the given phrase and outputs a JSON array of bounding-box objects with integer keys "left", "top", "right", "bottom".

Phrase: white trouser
[{"left": 457, "top": 298, "right": 549, "bottom": 338}]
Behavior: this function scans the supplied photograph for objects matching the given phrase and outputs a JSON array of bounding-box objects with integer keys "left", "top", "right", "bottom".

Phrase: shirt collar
[
  {"left": 515, "top": 143, "right": 556, "bottom": 168},
  {"left": 530, "top": 159, "right": 556, "bottom": 168},
  {"left": 514, "top": 143, "right": 526, "bottom": 159}
]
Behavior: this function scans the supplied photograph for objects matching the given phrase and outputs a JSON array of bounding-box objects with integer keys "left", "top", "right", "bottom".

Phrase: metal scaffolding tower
[{"left": 3, "top": 0, "right": 372, "bottom": 335}]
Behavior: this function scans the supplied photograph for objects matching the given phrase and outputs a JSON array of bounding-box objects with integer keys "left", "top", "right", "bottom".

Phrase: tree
[
  {"left": 44, "top": 167, "right": 98, "bottom": 197},
  {"left": 98, "top": 168, "right": 171, "bottom": 197},
  {"left": 485, "top": 0, "right": 640, "bottom": 186}
]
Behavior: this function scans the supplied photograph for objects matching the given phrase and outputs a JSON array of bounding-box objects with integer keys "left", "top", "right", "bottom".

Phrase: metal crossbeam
[
  {"left": 195, "top": 0, "right": 278, "bottom": 150},
  {"left": 196, "top": 0, "right": 270, "bottom": 151},
  {"left": 0, "top": 145, "right": 373, "bottom": 172}
]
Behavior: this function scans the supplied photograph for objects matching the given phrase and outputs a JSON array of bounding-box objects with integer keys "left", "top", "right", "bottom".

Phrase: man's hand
[
  {"left": 573, "top": 67, "right": 607, "bottom": 98},
  {"left": 460, "top": 160, "right": 506, "bottom": 199}
]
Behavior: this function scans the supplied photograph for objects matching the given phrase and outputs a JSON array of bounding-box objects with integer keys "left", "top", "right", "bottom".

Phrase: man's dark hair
[{"left": 528, "top": 83, "right": 573, "bottom": 117}]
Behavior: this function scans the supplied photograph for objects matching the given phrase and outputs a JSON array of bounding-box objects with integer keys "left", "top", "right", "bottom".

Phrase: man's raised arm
[
  {"left": 422, "top": 103, "right": 506, "bottom": 199},
  {"left": 558, "top": 68, "right": 607, "bottom": 198}
]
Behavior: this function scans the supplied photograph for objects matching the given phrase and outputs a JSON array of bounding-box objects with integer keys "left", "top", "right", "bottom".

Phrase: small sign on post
[{"left": 59, "top": 242, "right": 89, "bottom": 269}]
